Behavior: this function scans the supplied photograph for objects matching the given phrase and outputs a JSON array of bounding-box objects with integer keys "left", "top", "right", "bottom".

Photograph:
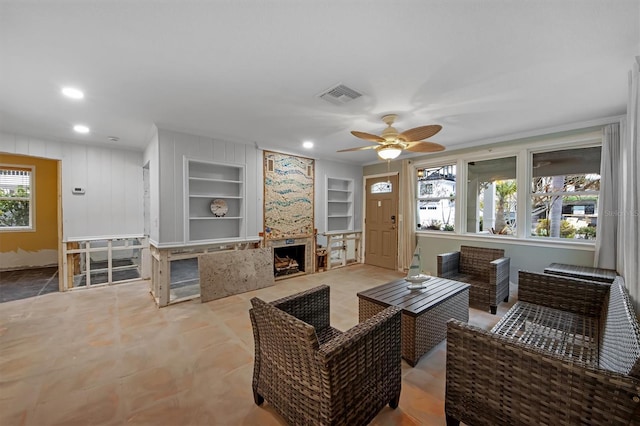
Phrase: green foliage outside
[
  {"left": 0, "top": 186, "right": 30, "bottom": 227},
  {"left": 535, "top": 218, "right": 576, "bottom": 239},
  {"left": 577, "top": 226, "right": 597, "bottom": 239},
  {"left": 494, "top": 180, "right": 517, "bottom": 234}
]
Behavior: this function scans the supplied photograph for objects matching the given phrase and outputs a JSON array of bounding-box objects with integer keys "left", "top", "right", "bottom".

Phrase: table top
[{"left": 357, "top": 277, "right": 470, "bottom": 317}]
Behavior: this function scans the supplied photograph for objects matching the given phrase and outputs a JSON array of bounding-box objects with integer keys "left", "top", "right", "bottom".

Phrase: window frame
[
  {"left": 527, "top": 143, "right": 602, "bottom": 242},
  {"left": 415, "top": 163, "right": 458, "bottom": 232},
  {"left": 464, "top": 154, "right": 519, "bottom": 236},
  {"left": 0, "top": 164, "right": 35, "bottom": 232},
  {"left": 413, "top": 129, "right": 603, "bottom": 246}
]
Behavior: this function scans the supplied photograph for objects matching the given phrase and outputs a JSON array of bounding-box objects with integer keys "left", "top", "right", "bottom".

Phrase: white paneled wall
[
  {"left": 1, "top": 130, "right": 362, "bottom": 249},
  {"left": 155, "top": 128, "right": 262, "bottom": 245},
  {"left": 0, "top": 131, "right": 144, "bottom": 240},
  {"left": 143, "top": 127, "right": 160, "bottom": 243}
]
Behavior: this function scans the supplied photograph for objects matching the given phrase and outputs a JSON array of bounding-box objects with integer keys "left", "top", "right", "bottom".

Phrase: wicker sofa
[
  {"left": 437, "top": 245, "right": 510, "bottom": 314},
  {"left": 249, "top": 285, "right": 402, "bottom": 425},
  {"left": 445, "top": 271, "right": 640, "bottom": 426}
]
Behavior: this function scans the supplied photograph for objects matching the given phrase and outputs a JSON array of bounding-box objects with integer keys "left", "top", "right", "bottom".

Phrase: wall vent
[{"left": 317, "top": 83, "right": 363, "bottom": 105}]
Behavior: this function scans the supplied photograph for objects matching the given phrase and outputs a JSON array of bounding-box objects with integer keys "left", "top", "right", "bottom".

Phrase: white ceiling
[{"left": 1, "top": 1, "right": 638, "bottom": 165}]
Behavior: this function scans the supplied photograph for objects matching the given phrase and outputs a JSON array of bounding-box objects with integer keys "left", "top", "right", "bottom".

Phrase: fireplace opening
[{"left": 273, "top": 245, "right": 305, "bottom": 277}]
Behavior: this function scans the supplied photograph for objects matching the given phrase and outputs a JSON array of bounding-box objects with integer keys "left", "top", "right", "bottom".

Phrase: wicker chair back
[
  {"left": 459, "top": 245, "right": 505, "bottom": 281},
  {"left": 599, "top": 276, "right": 640, "bottom": 377}
]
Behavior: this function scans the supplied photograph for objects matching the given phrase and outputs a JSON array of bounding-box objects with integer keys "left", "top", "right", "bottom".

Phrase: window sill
[
  {"left": 0, "top": 227, "right": 34, "bottom": 233},
  {"left": 415, "top": 230, "right": 596, "bottom": 251}
]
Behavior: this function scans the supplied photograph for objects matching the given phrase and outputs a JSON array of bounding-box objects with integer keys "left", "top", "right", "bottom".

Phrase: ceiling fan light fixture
[{"left": 377, "top": 146, "right": 402, "bottom": 160}]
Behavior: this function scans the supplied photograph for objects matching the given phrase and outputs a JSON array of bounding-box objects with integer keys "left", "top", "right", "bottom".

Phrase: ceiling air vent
[{"left": 318, "top": 83, "right": 363, "bottom": 105}]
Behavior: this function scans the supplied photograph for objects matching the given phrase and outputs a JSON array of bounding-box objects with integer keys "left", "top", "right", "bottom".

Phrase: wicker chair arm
[
  {"left": 490, "top": 256, "right": 510, "bottom": 270},
  {"left": 489, "top": 256, "right": 510, "bottom": 301},
  {"left": 313, "top": 306, "right": 401, "bottom": 421},
  {"left": 446, "top": 319, "right": 640, "bottom": 426},
  {"left": 307, "top": 306, "right": 402, "bottom": 424},
  {"left": 317, "top": 305, "right": 401, "bottom": 363},
  {"left": 437, "top": 251, "right": 460, "bottom": 276},
  {"left": 270, "top": 284, "right": 331, "bottom": 331},
  {"left": 518, "top": 271, "right": 609, "bottom": 317}
]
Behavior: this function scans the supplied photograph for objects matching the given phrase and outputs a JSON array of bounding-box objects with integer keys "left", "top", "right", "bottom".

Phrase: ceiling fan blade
[
  {"left": 398, "top": 125, "right": 442, "bottom": 142},
  {"left": 351, "top": 131, "right": 386, "bottom": 143},
  {"left": 337, "top": 145, "right": 379, "bottom": 152},
  {"left": 404, "top": 141, "right": 446, "bottom": 153}
]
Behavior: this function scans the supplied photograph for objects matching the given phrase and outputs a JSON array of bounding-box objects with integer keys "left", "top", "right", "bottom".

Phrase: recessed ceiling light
[
  {"left": 303, "top": 141, "right": 314, "bottom": 149},
  {"left": 62, "top": 87, "right": 84, "bottom": 99},
  {"left": 73, "top": 124, "right": 90, "bottom": 134}
]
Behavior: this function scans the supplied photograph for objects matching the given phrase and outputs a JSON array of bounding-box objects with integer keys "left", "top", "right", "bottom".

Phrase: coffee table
[{"left": 357, "top": 277, "right": 470, "bottom": 366}]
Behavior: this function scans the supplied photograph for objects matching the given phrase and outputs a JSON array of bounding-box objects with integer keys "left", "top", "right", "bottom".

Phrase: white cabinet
[
  {"left": 184, "top": 158, "right": 245, "bottom": 243},
  {"left": 326, "top": 177, "right": 354, "bottom": 232}
]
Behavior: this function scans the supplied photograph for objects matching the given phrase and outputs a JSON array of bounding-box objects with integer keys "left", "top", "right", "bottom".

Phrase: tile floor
[{"left": 0, "top": 264, "right": 515, "bottom": 425}]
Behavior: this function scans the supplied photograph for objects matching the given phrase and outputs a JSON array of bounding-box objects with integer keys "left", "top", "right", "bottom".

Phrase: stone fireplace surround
[{"left": 267, "top": 237, "right": 314, "bottom": 277}]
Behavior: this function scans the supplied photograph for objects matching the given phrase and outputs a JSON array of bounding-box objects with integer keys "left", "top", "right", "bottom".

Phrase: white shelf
[
  {"left": 189, "top": 216, "right": 242, "bottom": 220},
  {"left": 326, "top": 176, "right": 354, "bottom": 232},
  {"left": 189, "top": 177, "right": 243, "bottom": 184},
  {"left": 189, "top": 194, "right": 243, "bottom": 199},
  {"left": 185, "top": 158, "right": 246, "bottom": 243}
]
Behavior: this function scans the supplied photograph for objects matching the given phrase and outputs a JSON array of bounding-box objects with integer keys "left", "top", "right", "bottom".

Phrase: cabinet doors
[
  {"left": 326, "top": 177, "right": 354, "bottom": 232},
  {"left": 185, "top": 158, "right": 245, "bottom": 243}
]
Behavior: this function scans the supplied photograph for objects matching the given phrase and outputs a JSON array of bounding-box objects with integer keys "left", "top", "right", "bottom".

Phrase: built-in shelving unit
[
  {"left": 326, "top": 176, "right": 354, "bottom": 232},
  {"left": 184, "top": 158, "right": 245, "bottom": 243}
]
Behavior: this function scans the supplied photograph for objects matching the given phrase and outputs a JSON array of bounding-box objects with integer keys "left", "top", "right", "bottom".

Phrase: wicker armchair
[
  {"left": 437, "top": 245, "right": 510, "bottom": 314},
  {"left": 249, "top": 285, "right": 402, "bottom": 425}
]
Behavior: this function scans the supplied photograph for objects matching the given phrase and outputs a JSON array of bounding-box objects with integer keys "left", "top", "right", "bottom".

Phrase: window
[
  {"left": 371, "top": 181, "right": 392, "bottom": 193},
  {"left": 0, "top": 165, "right": 33, "bottom": 230},
  {"left": 416, "top": 165, "right": 456, "bottom": 231},
  {"left": 530, "top": 146, "right": 600, "bottom": 240},
  {"left": 467, "top": 157, "right": 517, "bottom": 235}
]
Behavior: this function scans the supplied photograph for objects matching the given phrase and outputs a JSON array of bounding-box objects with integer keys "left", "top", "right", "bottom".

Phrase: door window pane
[{"left": 371, "top": 181, "right": 392, "bottom": 193}]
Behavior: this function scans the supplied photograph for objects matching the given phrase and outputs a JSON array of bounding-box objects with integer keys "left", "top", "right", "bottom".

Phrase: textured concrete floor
[
  {"left": 0, "top": 267, "right": 59, "bottom": 303},
  {"left": 0, "top": 264, "right": 514, "bottom": 425}
]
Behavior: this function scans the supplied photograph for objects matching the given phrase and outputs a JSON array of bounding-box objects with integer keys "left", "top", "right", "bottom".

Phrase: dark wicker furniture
[
  {"left": 445, "top": 271, "right": 640, "bottom": 426},
  {"left": 249, "top": 285, "right": 402, "bottom": 425},
  {"left": 544, "top": 262, "right": 617, "bottom": 283},
  {"left": 358, "top": 277, "right": 470, "bottom": 366},
  {"left": 437, "top": 245, "right": 510, "bottom": 314}
]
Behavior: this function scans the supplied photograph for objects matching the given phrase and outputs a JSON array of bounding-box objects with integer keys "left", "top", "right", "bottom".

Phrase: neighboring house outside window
[
  {"left": 530, "top": 146, "right": 600, "bottom": 240},
  {"left": 0, "top": 166, "right": 33, "bottom": 230},
  {"left": 416, "top": 165, "right": 456, "bottom": 231}
]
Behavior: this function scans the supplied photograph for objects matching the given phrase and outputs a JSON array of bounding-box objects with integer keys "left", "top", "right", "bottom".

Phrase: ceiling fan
[{"left": 338, "top": 114, "right": 445, "bottom": 160}]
